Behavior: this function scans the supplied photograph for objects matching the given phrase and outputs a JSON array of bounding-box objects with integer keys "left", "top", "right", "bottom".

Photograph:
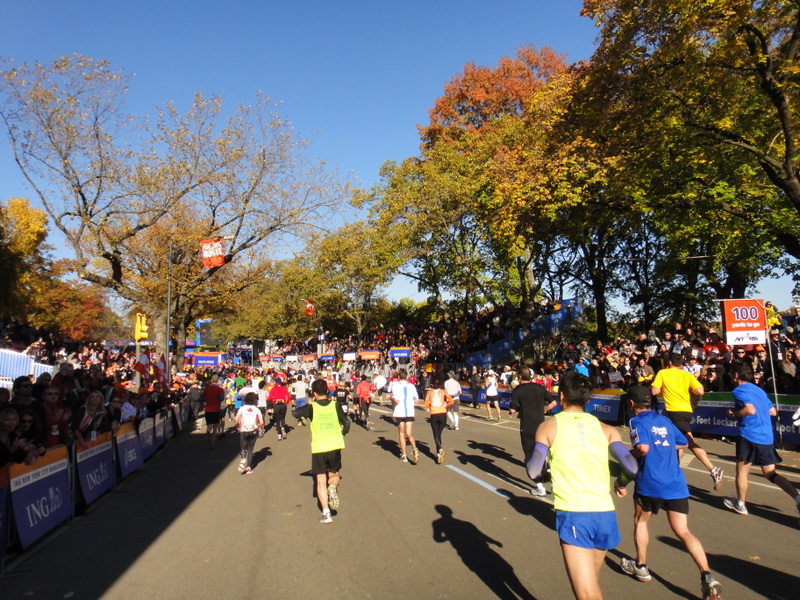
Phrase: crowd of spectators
[{"left": 4, "top": 299, "right": 800, "bottom": 468}]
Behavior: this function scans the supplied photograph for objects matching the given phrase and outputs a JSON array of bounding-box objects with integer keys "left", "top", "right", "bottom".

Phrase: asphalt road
[{"left": 1, "top": 404, "right": 798, "bottom": 600}]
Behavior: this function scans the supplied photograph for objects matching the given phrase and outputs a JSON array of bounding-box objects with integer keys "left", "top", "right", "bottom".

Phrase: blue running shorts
[{"left": 555, "top": 510, "right": 621, "bottom": 550}]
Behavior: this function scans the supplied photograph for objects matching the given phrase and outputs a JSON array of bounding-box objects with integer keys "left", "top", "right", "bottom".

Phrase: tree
[
  {"left": 0, "top": 55, "right": 349, "bottom": 365},
  {"left": 0, "top": 197, "right": 49, "bottom": 319},
  {"left": 581, "top": 0, "right": 800, "bottom": 266}
]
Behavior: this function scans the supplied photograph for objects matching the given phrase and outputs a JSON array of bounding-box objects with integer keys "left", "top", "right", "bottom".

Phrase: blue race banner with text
[
  {"left": 155, "top": 413, "right": 165, "bottom": 447},
  {"left": 9, "top": 446, "right": 72, "bottom": 549},
  {"left": 116, "top": 423, "right": 144, "bottom": 478},
  {"left": 75, "top": 433, "right": 114, "bottom": 505},
  {"left": 139, "top": 417, "right": 156, "bottom": 460}
]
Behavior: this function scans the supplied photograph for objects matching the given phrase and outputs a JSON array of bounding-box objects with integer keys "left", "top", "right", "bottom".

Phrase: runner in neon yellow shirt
[{"left": 651, "top": 353, "right": 723, "bottom": 491}]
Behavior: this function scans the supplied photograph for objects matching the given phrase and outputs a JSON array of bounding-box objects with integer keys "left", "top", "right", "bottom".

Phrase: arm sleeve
[
  {"left": 525, "top": 442, "right": 549, "bottom": 481},
  {"left": 610, "top": 441, "right": 638, "bottom": 486}
]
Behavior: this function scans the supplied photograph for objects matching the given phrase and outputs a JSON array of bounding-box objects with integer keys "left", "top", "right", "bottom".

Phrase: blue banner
[
  {"left": 139, "top": 418, "right": 156, "bottom": 460},
  {"left": 165, "top": 410, "right": 174, "bottom": 441},
  {"left": 9, "top": 447, "right": 72, "bottom": 549},
  {"left": 116, "top": 424, "right": 144, "bottom": 478},
  {"left": 155, "top": 413, "right": 165, "bottom": 447},
  {"left": 389, "top": 347, "right": 412, "bottom": 359},
  {"left": 75, "top": 433, "right": 114, "bottom": 505}
]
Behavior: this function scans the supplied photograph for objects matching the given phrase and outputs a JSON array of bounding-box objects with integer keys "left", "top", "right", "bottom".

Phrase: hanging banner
[
  {"left": 285, "top": 354, "right": 299, "bottom": 362},
  {"left": 359, "top": 350, "right": 380, "bottom": 360},
  {"left": 199, "top": 238, "right": 226, "bottom": 269},
  {"left": 303, "top": 355, "right": 316, "bottom": 362},
  {"left": 9, "top": 446, "right": 72, "bottom": 549},
  {"left": 319, "top": 354, "right": 335, "bottom": 362},
  {"left": 271, "top": 355, "right": 284, "bottom": 362},
  {"left": 389, "top": 347, "right": 412, "bottom": 359},
  {"left": 116, "top": 423, "right": 144, "bottom": 478},
  {"left": 75, "top": 433, "right": 114, "bottom": 505},
  {"left": 139, "top": 417, "right": 156, "bottom": 460},
  {"left": 721, "top": 298, "right": 767, "bottom": 346},
  {"left": 303, "top": 299, "right": 317, "bottom": 316},
  {"left": 342, "top": 352, "right": 357, "bottom": 361}
]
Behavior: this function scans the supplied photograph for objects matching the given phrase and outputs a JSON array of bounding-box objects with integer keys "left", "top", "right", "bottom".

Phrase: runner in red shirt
[
  {"left": 268, "top": 378, "right": 292, "bottom": 441},
  {"left": 203, "top": 374, "right": 226, "bottom": 449}
]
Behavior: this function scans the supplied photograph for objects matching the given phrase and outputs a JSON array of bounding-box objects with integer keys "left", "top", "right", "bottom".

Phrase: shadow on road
[
  {"left": 453, "top": 450, "right": 530, "bottom": 490},
  {"left": 432, "top": 504, "right": 537, "bottom": 600},
  {"left": 1, "top": 426, "right": 245, "bottom": 598},
  {"left": 467, "top": 439, "right": 525, "bottom": 468},
  {"left": 658, "top": 536, "right": 800, "bottom": 598},
  {"left": 688, "top": 484, "right": 799, "bottom": 528},
  {"left": 606, "top": 547, "right": 695, "bottom": 599},
  {"left": 496, "top": 487, "right": 554, "bottom": 530}
]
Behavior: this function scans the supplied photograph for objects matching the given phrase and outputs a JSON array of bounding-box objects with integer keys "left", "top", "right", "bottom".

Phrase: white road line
[{"left": 445, "top": 465, "right": 507, "bottom": 497}]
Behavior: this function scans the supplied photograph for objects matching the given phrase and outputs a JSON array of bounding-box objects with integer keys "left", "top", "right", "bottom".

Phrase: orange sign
[{"left": 721, "top": 299, "right": 767, "bottom": 345}]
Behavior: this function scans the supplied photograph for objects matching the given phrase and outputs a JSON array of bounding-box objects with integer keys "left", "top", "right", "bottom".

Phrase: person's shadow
[{"left": 432, "top": 504, "right": 537, "bottom": 599}]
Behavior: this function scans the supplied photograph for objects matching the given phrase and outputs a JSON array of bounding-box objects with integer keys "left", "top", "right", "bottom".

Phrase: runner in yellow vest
[
  {"left": 527, "top": 371, "right": 638, "bottom": 599},
  {"left": 294, "top": 378, "right": 349, "bottom": 524}
]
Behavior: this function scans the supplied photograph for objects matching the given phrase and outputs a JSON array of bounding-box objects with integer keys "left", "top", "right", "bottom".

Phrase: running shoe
[
  {"left": 530, "top": 482, "right": 547, "bottom": 497},
  {"left": 244, "top": 467, "right": 252, "bottom": 475},
  {"left": 366, "top": 422, "right": 374, "bottom": 430},
  {"left": 723, "top": 497, "right": 747, "bottom": 515},
  {"left": 327, "top": 484, "right": 340, "bottom": 511},
  {"left": 400, "top": 455, "right": 408, "bottom": 463},
  {"left": 701, "top": 572, "right": 722, "bottom": 600},
  {"left": 792, "top": 406, "right": 800, "bottom": 427},
  {"left": 436, "top": 449, "right": 446, "bottom": 464},
  {"left": 711, "top": 467, "right": 724, "bottom": 490},
  {"left": 320, "top": 512, "right": 332, "bottom": 524},
  {"left": 410, "top": 446, "right": 420, "bottom": 464},
  {"left": 620, "top": 557, "right": 651, "bottom": 582},
  {"left": 277, "top": 434, "right": 283, "bottom": 441},
  {"left": 238, "top": 458, "right": 247, "bottom": 473}
]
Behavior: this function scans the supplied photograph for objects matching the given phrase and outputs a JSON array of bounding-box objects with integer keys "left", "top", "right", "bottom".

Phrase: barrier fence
[
  {"left": 0, "top": 406, "right": 189, "bottom": 570},
  {"left": 462, "top": 384, "right": 800, "bottom": 447}
]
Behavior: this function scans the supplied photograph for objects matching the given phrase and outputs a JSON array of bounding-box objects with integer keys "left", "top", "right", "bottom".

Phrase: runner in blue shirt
[
  {"left": 723, "top": 363, "right": 800, "bottom": 519},
  {"left": 620, "top": 384, "right": 721, "bottom": 600}
]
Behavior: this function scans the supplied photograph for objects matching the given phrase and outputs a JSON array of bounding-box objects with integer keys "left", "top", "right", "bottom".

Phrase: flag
[
  {"left": 303, "top": 299, "right": 316, "bottom": 316},
  {"left": 200, "top": 238, "right": 226, "bottom": 269},
  {"left": 134, "top": 351, "right": 151, "bottom": 384},
  {"left": 153, "top": 353, "right": 169, "bottom": 388}
]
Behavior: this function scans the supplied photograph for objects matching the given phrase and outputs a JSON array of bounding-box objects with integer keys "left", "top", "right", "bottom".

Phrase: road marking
[{"left": 445, "top": 465, "right": 507, "bottom": 496}]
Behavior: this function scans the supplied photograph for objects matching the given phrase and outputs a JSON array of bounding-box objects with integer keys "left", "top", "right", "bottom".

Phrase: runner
[
  {"left": 294, "top": 379, "right": 349, "bottom": 524},
  {"left": 484, "top": 369, "right": 501, "bottom": 421},
  {"left": 202, "top": 374, "right": 225, "bottom": 449},
  {"left": 527, "top": 371, "right": 638, "bottom": 600},
  {"left": 292, "top": 375, "right": 309, "bottom": 426},
  {"left": 424, "top": 377, "right": 453, "bottom": 464},
  {"left": 621, "top": 385, "right": 722, "bottom": 600},
  {"left": 651, "top": 354, "right": 724, "bottom": 490},
  {"left": 723, "top": 362, "right": 800, "bottom": 518},
  {"left": 509, "top": 367, "right": 557, "bottom": 496},
  {"left": 235, "top": 392, "right": 263, "bottom": 475},
  {"left": 391, "top": 369, "right": 420, "bottom": 464},
  {"left": 373, "top": 372, "right": 388, "bottom": 407},
  {"left": 444, "top": 370, "right": 462, "bottom": 431},
  {"left": 268, "top": 377, "right": 291, "bottom": 441},
  {"left": 355, "top": 374, "right": 376, "bottom": 430}
]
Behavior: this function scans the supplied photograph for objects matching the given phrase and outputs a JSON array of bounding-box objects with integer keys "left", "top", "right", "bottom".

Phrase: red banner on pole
[{"left": 200, "top": 238, "right": 226, "bottom": 269}]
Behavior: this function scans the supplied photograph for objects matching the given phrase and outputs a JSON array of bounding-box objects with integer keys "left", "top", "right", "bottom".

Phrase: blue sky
[{"left": 0, "top": 1, "right": 794, "bottom": 308}]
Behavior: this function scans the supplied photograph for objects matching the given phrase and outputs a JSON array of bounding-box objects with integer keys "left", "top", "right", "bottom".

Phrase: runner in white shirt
[{"left": 444, "top": 371, "right": 462, "bottom": 431}]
